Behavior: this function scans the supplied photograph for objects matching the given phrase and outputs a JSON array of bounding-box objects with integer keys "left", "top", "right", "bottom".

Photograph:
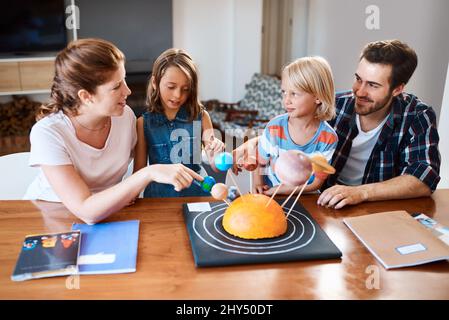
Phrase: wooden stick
[
  {"left": 265, "top": 183, "right": 282, "bottom": 207},
  {"left": 223, "top": 199, "right": 231, "bottom": 206},
  {"left": 281, "top": 185, "right": 299, "bottom": 208},
  {"left": 286, "top": 182, "right": 307, "bottom": 218},
  {"left": 249, "top": 171, "right": 253, "bottom": 194}
]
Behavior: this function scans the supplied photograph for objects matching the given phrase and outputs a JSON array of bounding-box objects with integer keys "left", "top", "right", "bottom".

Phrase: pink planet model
[
  {"left": 274, "top": 150, "right": 312, "bottom": 186},
  {"left": 211, "top": 183, "right": 229, "bottom": 200}
]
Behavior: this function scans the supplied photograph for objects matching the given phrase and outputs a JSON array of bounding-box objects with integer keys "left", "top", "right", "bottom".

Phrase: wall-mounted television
[
  {"left": 75, "top": 0, "right": 172, "bottom": 74},
  {"left": 0, "top": 0, "right": 67, "bottom": 56}
]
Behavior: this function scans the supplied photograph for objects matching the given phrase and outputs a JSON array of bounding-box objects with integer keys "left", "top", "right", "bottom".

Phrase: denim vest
[{"left": 142, "top": 107, "right": 209, "bottom": 197}]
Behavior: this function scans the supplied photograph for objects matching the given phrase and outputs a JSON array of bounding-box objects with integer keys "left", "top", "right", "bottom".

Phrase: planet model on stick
[
  {"left": 211, "top": 183, "right": 228, "bottom": 200},
  {"left": 193, "top": 176, "right": 216, "bottom": 192},
  {"left": 309, "top": 154, "right": 336, "bottom": 174},
  {"left": 219, "top": 151, "right": 287, "bottom": 239},
  {"left": 214, "top": 152, "right": 234, "bottom": 172},
  {"left": 274, "top": 150, "right": 312, "bottom": 186}
]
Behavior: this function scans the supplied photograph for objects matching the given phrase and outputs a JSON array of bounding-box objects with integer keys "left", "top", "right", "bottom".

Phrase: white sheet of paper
[
  {"left": 78, "top": 253, "right": 116, "bottom": 265},
  {"left": 396, "top": 243, "right": 426, "bottom": 255},
  {"left": 439, "top": 233, "right": 449, "bottom": 246},
  {"left": 187, "top": 202, "right": 211, "bottom": 212}
]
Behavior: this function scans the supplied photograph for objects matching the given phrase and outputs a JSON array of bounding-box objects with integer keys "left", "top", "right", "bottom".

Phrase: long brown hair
[
  {"left": 147, "top": 48, "right": 203, "bottom": 121},
  {"left": 36, "top": 38, "right": 125, "bottom": 120}
]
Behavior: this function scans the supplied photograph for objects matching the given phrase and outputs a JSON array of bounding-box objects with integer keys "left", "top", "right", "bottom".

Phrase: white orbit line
[
  {"left": 207, "top": 212, "right": 302, "bottom": 249},
  {"left": 193, "top": 210, "right": 314, "bottom": 255},
  {"left": 213, "top": 213, "right": 297, "bottom": 245},
  {"left": 205, "top": 203, "right": 296, "bottom": 245},
  {"left": 191, "top": 203, "right": 316, "bottom": 255}
]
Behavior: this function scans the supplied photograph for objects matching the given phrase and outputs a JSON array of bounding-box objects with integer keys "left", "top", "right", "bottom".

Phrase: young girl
[
  {"left": 134, "top": 48, "right": 224, "bottom": 197},
  {"left": 254, "top": 56, "right": 338, "bottom": 195},
  {"left": 24, "top": 39, "right": 203, "bottom": 224}
]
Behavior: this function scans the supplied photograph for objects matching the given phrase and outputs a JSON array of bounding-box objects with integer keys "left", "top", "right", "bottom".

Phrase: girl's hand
[
  {"left": 148, "top": 164, "right": 204, "bottom": 192},
  {"left": 205, "top": 136, "right": 225, "bottom": 155},
  {"left": 204, "top": 136, "right": 225, "bottom": 172}
]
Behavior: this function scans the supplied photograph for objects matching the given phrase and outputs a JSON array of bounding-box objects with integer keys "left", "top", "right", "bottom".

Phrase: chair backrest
[
  {"left": 0, "top": 152, "right": 39, "bottom": 200},
  {"left": 239, "top": 73, "right": 283, "bottom": 119},
  {"left": 122, "top": 159, "right": 134, "bottom": 181}
]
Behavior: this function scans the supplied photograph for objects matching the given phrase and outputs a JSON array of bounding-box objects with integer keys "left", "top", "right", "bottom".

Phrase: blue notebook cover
[{"left": 71, "top": 220, "right": 139, "bottom": 274}]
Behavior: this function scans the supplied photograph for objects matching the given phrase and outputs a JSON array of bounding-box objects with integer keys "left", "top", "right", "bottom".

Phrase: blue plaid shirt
[{"left": 323, "top": 91, "right": 441, "bottom": 191}]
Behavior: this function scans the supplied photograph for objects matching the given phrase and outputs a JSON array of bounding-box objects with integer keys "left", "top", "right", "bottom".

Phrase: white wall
[
  {"left": 438, "top": 63, "right": 449, "bottom": 188},
  {"left": 173, "top": 0, "right": 262, "bottom": 102},
  {"left": 291, "top": 0, "right": 309, "bottom": 59},
  {"left": 291, "top": 0, "right": 449, "bottom": 121},
  {"left": 173, "top": 0, "right": 449, "bottom": 116}
]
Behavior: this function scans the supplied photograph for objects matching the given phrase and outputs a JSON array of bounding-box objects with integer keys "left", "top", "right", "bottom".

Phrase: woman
[{"left": 24, "top": 38, "right": 203, "bottom": 224}]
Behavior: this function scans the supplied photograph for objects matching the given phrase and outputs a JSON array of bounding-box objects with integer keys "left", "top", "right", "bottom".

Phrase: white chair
[
  {"left": 122, "top": 159, "right": 135, "bottom": 181},
  {"left": 0, "top": 152, "right": 39, "bottom": 200}
]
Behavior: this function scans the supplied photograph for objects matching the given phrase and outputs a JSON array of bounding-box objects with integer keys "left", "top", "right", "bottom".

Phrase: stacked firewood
[
  {"left": 0, "top": 96, "right": 41, "bottom": 155},
  {"left": 0, "top": 96, "right": 41, "bottom": 137}
]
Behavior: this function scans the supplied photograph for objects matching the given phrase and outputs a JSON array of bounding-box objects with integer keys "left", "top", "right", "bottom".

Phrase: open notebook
[{"left": 344, "top": 211, "right": 449, "bottom": 269}]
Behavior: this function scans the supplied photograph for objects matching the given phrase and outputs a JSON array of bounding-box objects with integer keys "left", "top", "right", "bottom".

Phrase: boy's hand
[
  {"left": 232, "top": 137, "right": 259, "bottom": 175},
  {"left": 262, "top": 186, "right": 280, "bottom": 196},
  {"left": 254, "top": 184, "right": 270, "bottom": 194}
]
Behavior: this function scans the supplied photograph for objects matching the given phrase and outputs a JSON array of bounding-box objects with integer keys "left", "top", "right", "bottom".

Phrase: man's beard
[{"left": 354, "top": 93, "right": 393, "bottom": 116}]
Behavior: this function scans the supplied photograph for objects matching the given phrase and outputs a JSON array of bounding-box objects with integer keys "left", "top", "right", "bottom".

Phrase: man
[
  {"left": 234, "top": 40, "right": 441, "bottom": 209},
  {"left": 317, "top": 39, "right": 441, "bottom": 208}
]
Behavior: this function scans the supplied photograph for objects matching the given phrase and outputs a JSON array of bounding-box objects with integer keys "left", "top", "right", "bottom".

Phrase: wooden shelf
[
  {"left": 0, "top": 62, "right": 21, "bottom": 92},
  {"left": 0, "top": 57, "right": 55, "bottom": 95}
]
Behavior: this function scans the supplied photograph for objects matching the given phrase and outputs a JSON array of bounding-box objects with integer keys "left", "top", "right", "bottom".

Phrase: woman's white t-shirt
[{"left": 23, "top": 105, "right": 137, "bottom": 202}]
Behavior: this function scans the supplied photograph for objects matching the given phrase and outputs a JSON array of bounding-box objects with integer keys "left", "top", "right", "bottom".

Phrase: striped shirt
[
  {"left": 323, "top": 91, "right": 441, "bottom": 191},
  {"left": 258, "top": 113, "right": 338, "bottom": 186}
]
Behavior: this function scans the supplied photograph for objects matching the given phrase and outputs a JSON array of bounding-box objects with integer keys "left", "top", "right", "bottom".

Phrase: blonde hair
[
  {"left": 282, "top": 56, "right": 335, "bottom": 121},
  {"left": 36, "top": 38, "right": 125, "bottom": 120},
  {"left": 147, "top": 48, "right": 203, "bottom": 121}
]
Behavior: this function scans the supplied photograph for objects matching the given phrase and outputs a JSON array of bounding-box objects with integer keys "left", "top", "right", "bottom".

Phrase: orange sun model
[{"left": 222, "top": 194, "right": 287, "bottom": 240}]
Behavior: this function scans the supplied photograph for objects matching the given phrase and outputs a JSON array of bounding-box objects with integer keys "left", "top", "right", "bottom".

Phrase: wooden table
[{"left": 1, "top": 191, "right": 449, "bottom": 300}]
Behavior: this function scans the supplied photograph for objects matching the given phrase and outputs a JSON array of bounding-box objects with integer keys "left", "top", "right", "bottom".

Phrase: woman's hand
[
  {"left": 126, "top": 197, "right": 137, "bottom": 206},
  {"left": 147, "top": 163, "right": 204, "bottom": 192}
]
